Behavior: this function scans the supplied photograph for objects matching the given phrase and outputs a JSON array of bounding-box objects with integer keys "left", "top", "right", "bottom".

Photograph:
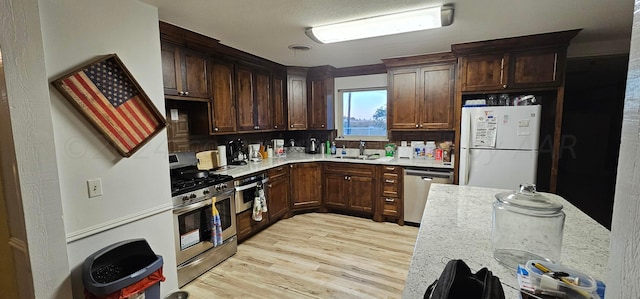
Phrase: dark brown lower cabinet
[
  {"left": 323, "top": 163, "right": 376, "bottom": 215},
  {"left": 290, "top": 163, "right": 322, "bottom": 210},
  {"left": 267, "top": 166, "right": 290, "bottom": 221},
  {"left": 236, "top": 209, "right": 270, "bottom": 242}
]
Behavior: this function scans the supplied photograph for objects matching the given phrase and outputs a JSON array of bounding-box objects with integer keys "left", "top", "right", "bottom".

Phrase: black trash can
[{"left": 83, "top": 239, "right": 165, "bottom": 299}]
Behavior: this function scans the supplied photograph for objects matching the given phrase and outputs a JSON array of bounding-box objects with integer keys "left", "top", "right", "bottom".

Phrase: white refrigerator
[{"left": 459, "top": 105, "right": 542, "bottom": 190}]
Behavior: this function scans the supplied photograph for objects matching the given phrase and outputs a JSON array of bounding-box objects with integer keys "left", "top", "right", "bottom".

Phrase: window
[{"left": 337, "top": 88, "right": 387, "bottom": 140}]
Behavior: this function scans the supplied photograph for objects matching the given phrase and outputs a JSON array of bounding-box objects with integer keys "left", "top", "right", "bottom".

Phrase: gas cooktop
[{"left": 170, "top": 167, "right": 233, "bottom": 197}]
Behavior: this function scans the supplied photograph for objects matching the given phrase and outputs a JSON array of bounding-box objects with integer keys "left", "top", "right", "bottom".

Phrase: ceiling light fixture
[{"left": 306, "top": 4, "right": 454, "bottom": 44}]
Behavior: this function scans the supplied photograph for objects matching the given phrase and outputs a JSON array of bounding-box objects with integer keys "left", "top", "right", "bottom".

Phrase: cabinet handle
[
  {"left": 502, "top": 84, "right": 507, "bottom": 89},
  {"left": 214, "top": 127, "right": 219, "bottom": 132},
  {"left": 274, "top": 125, "right": 278, "bottom": 129},
  {"left": 348, "top": 176, "right": 351, "bottom": 181},
  {"left": 321, "top": 124, "right": 325, "bottom": 128},
  {"left": 419, "top": 124, "right": 423, "bottom": 128},
  {"left": 344, "top": 176, "right": 348, "bottom": 180},
  {"left": 385, "top": 198, "right": 395, "bottom": 202},
  {"left": 178, "top": 91, "right": 185, "bottom": 96},
  {"left": 276, "top": 167, "right": 283, "bottom": 171},
  {"left": 290, "top": 165, "right": 293, "bottom": 168},
  {"left": 269, "top": 184, "right": 272, "bottom": 188},
  {"left": 385, "top": 167, "right": 395, "bottom": 171},
  {"left": 184, "top": 91, "right": 190, "bottom": 96},
  {"left": 385, "top": 179, "right": 395, "bottom": 183},
  {"left": 415, "top": 124, "right": 419, "bottom": 128},
  {"left": 290, "top": 125, "right": 293, "bottom": 128},
  {"left": 254, "top": 126, "right": 260, "bottom": 130}
]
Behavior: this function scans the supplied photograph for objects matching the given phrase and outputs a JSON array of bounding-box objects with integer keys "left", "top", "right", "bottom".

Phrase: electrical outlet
[{"left": 87, "top": 178, "right": 103, "bottom": 198}]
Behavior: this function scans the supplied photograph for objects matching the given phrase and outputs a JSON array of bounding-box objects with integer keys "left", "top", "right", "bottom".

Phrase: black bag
[{"left": 424, "top": 259, "right": 505, "bottom": 299}]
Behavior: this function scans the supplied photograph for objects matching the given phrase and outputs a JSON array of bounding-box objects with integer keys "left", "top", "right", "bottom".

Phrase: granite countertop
[
  {"left": 402, "top": 184, "right": 610, "bottom": 298},
  {"left": 212, "top": 151, "right": 453, "bottom": 178}
]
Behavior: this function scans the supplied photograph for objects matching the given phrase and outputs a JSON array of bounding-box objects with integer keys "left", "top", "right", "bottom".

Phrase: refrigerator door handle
[{"left": 463, "top": 110, "right": 472, "bottom": 185}]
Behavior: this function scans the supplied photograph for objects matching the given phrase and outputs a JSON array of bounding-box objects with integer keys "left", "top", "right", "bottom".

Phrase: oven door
[
  {"left": 234, "top": 177, "right": 269, "bottom": 214},
  {"left": 173, "top": 190, "right": 236, "bottom": 265}
]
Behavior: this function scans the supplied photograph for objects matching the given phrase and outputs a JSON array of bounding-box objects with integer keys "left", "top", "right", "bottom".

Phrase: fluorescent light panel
[{"left": 306, "top": 5, "right": 453, "bottom": 44}]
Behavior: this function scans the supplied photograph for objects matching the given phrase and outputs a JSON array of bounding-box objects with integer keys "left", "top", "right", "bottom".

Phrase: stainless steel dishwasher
[{"left": 403, "top": 168, "right": 454, "bottom": 224}]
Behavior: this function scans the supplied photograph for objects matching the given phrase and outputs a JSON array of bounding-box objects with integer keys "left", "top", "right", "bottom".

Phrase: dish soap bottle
[{"left": 330, "top": 141, "right": 336, "bottom": 155}]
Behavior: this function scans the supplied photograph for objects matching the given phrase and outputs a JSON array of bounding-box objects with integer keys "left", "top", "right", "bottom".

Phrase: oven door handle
[
  {"left": 234, "top": 177, "right": 270, "bottom": 192},
  {"left": 173, "top": 200, "right": 211, "bottom": 214}
]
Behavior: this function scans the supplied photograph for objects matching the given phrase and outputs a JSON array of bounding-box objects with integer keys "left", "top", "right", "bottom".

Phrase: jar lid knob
[{"left": 519, "top": 183, "right": 537, "bottom": 195}]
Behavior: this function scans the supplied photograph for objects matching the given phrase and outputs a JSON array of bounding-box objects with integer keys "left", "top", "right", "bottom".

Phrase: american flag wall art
[{"left": 52, "top": 54, "right": 166, "bottom": 157}]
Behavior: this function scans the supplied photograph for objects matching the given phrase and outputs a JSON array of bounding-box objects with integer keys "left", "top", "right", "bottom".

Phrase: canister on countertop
[{"left": 492, "top": 184, "right": 565, "bottom": 269}]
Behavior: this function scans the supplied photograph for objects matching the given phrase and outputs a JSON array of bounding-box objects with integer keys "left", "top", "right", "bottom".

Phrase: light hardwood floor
[{"left": 182, "top": 213, "right": 419, "bottom": 299}]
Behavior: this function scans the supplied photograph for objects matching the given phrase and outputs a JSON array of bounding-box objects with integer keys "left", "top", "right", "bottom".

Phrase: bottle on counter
[
  {"left": 331, "top": 141, "right": 336, "bottom": 155},
  {"left": 425, "top": 141, "right": 436, "bottom": 159},
  {"left": 341, "top": 145, "right": 346, "bottom": 156},
  {"left": 325, "top": 141, "right": 330, "bottom": 155}
]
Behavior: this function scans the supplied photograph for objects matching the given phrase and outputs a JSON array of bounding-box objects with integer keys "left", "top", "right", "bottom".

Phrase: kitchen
[{"left": 0, "top": 1, "right": 638, "bottom": 299}]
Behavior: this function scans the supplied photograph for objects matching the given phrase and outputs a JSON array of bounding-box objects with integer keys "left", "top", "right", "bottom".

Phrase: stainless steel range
[{"left": 169, "top": 152, "right": 237, "bottom": 287}]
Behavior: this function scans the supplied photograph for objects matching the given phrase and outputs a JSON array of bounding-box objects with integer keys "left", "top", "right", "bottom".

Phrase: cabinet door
[
  {"left": 267, "top": 175, "right": 289, "bottom": 221},
  {"left": 255, "top": 72, "right": 272, "bottom": 130},
  {"left": 420, "top": 64, "right": 455, "bottom": 130},
  {"left": 161, "top": 42, "right": 181, "bottom": 96},
  {"left": 459, "top": 54, "right": 507, "bottom": 92},
  {"left": 181, "top": 49, "right": 210, "bottom": 98},
  {"left": 287, "top": 73, "right": 307, "bottom": 130},
  {"left": 272, "top": 75, "right": 286, "bottom": 130},
  {"left": 308, "top": 78, "right": 334, "bottom": 130},
  {"left": 388, "top": 68, "right": 420, "bottom": 129},
  {"left": 324, "top": 173, "right": 348, "bottom": 209},
  {"left": 235, "top": 67, "right": 256, "bottom": 131},
  {"left": 166, "top": 108, "right": 190, "bottom": 153},
  {"left": 509, "top": 49, "right": 562, "bottom": 88},
  {"left": 210, "top": 61, "right": 236, "bottom": 134},
  {"left": 290, "top": 163, "right": 322, "bottom": 210},
  {"left": 349, "top": 176, "right": 374, "bottom": 214}
]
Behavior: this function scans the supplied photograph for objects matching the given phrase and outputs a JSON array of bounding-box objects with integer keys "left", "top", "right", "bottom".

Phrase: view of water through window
[{"left": 342, "top": 89, "right": 387, "bottom": 137}]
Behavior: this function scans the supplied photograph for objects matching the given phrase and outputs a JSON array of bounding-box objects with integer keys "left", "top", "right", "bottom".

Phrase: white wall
[
  {"left": 0, "top": 0, "right": 73, "bottom": 297},
  {"left": 38, "top": 0, "right": 178, "bottom": 297},
  {"left": 607, "top": 1, "right": 640, "bottom": 297}
]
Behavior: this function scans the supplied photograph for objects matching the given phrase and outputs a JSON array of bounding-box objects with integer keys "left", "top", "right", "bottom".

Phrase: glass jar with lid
[{"left": 491, "top": 184, "right": 565, "bottom": 268}]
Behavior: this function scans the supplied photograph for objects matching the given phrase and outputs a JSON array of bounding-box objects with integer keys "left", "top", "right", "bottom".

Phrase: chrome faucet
[{"left": 359, "top": 140, "right": 366, "bottom": 156}]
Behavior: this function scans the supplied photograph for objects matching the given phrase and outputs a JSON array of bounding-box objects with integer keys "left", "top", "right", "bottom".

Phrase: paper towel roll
[{"left": 217, "top": 145, "right": 227, "bottom": 166}]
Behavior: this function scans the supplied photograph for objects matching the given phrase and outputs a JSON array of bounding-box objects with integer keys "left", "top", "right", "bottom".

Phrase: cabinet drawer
[
  {"left": 268, "top": 165, "right": 289, "bottom": 180},
  {"left": 324, "top": 162, "right": 375, "bottom": 176},
  {"left": 383, "top": 173, "right": 398, "bottom": 183},
  {"left": 382, "top": 165, "right": 402, "bottom": 175},
  {"left": 381, "top": 197, "right": 400, "bottom": 217}
]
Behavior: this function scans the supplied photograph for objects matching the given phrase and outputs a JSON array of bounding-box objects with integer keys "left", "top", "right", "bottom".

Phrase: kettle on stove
[{"left": 307, "top": 138, "right": 318, "bottom": 154}]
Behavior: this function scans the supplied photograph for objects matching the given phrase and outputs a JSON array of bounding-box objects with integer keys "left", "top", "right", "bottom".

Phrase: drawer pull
[
  {"left": 385, "top": 198, "right": 395, "bottom": 202},
  {"left": 385, "top": 167, "right": 395, "bottom": 171},
  {"left": 385, "top": 179, "right": 395, "bottom": 183}
]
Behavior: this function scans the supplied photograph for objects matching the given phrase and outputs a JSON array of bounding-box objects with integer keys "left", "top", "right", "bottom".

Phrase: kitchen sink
[{"left": 334, "top": 154, "right": 380, "bottom": 160}]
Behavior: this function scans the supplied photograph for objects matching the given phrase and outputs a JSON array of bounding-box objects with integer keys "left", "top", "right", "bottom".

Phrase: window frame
[{"left": 336, "top": 87, "right": 389, "bottom": 142}]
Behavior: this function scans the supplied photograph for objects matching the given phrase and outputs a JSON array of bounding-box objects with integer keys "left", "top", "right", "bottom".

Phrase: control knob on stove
[
  {"left": 203, "top": 189, "right": 210, "bottom": 195},
  {"left": 189, "top": 193, "right": 197, "bottom": 199},
  {"left": 181, "top": 195, "right": 189, "bottom": 202}
]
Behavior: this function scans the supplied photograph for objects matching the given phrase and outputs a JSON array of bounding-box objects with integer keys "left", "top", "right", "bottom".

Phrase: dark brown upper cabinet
[
  {"left": 209, "top": 59, "right": 237, "bottom": 134},
  {"left": 307, "top": 66, "right": 336, "bottom": 130},
  {"left": 453, "top": 30, "right": 579, "bottom": 92},
  {"left": 235, "top": 65, "right": 272, "bottom": 132},
  {"left": 272, "top": 74, "right": 287, "bottom": 131},
  {"left": 384, "top": 53, "right": 457, "bottom": 131},
  {"left": 287, "top": 67, "right": 308, "bottom": 130},
  {"left": 161, "top": 41, "right": 210, "bottom": 100}
]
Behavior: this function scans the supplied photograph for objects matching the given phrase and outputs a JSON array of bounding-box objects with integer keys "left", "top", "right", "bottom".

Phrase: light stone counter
[
  {"left": 212, "top": 151, "right": 453, "bottom": 179},
  {"left": 402, "top": 184, "right": 610, "bottom": 298}
]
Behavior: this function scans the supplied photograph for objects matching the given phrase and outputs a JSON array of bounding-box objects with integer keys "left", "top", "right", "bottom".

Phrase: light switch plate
[{"left": 87, "top": 178, "right": 103, "bottom": 198}]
